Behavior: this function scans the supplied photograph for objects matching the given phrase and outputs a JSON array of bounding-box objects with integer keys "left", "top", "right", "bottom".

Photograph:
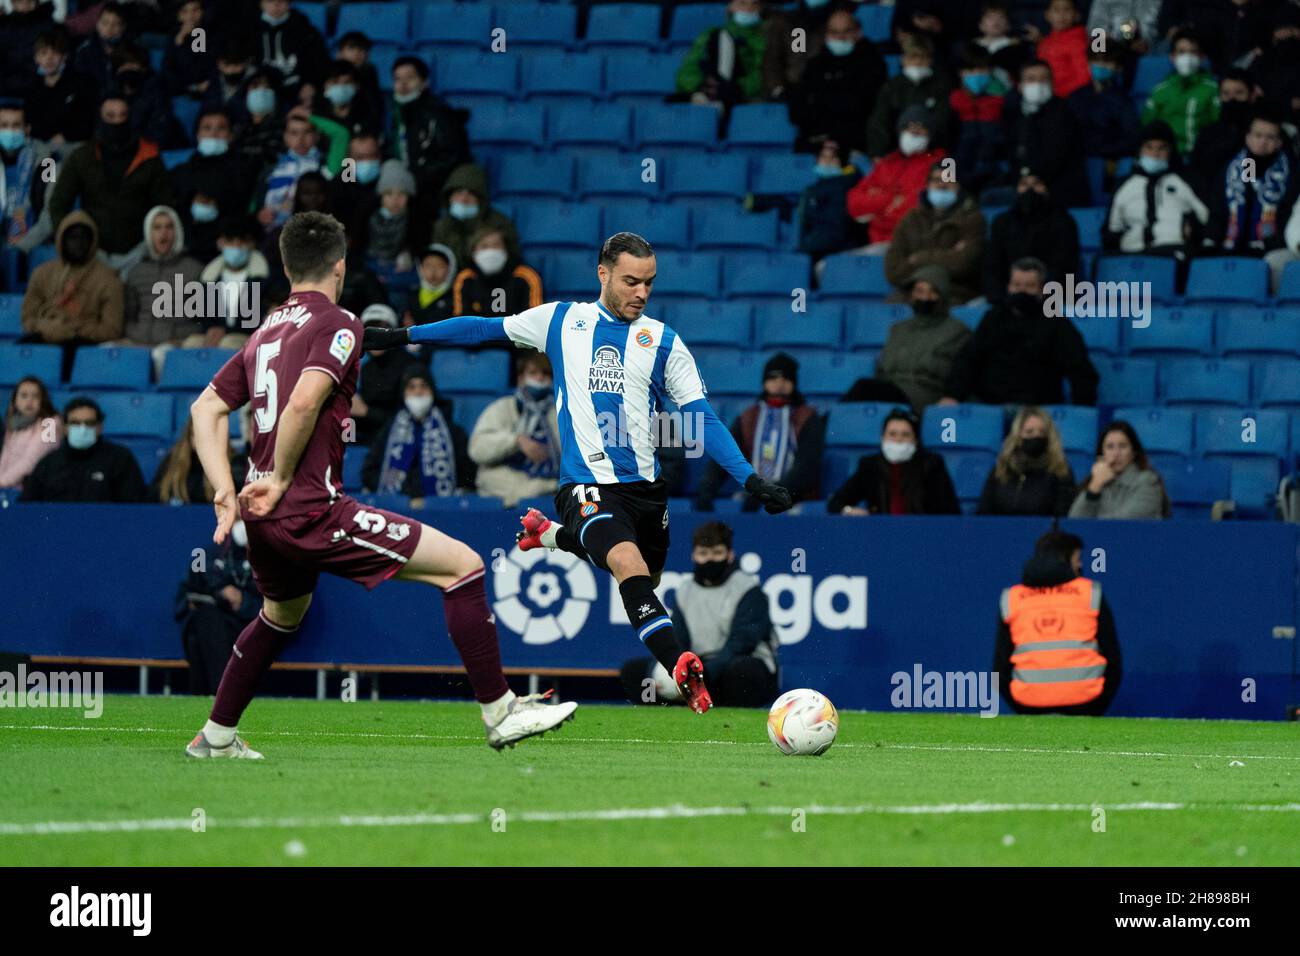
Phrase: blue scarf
[
  {"left": 751, "top": 403, "right": 794, "bottom": 481},
  {"left": 378, "top": 407, "right": 457, "bottom": 497},
  {"left": 1223, "top": 148, "right": 1290, "bottom": 248},
  {"left": 1, "top": 144, "right": 36, "bottom": 241},
  {"left": 511, "top": 389, "right": 560, "bottom": 479}
]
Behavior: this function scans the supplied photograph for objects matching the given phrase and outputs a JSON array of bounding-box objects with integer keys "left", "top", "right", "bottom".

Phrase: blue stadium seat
[
  {"left": 496, "top": 2, "right": 579, "bottom": 46},
  {"left": 1042, "top": 405, "right": 1100, "bottom": 455},
  {"left": 0, "top": 343, "right": 61, "bottom": 387},
  {"left": 119, "top": 437, "right": 167, "bottom": 483},
  {"left": 722, "top": 252, "right": 810, "bottom": 301},
  {"left": 70, "top": 347, "right": 152, "bottom": 391},
  {"left": 1125, "top": 306, "right": 1215, "bottom": 356},
  {"left": 414, "top": 2, "right": 492, "bottom": 50},
  {"left": 692, "top": 349, "right": 763, "bottom": 396},
  {"left": 950, "top": 304, "right": 985, "bottom": 331},
  {"left": 819, "top": 252, "right": 890, "bottom": 299},
  {"left": 1069, "top": 207, "right": 1107, "bottom": 252},
  {"left": 521, "top": 52, "right": 604, "bottom": 101},
  {"left": 600, "top": 200, "right": 690, "bottom": 250},
  {"left": 1096, "top": 357, "right": 1158, "bottom": 406},
  {"left": 342, "top": 445, "right": 366, "bottom": 491},
  {"left": 544, "top": 251, "right": 598, "bottom": 300},
  {"left": 755, "top": 302, "right": 842, "bottom": 351},
  {"left": 161, "top": 148, "right": 193, "bottom": 169},
  {"left": 821, "top": 449, "right": 861, "bottom": 500},
  {"left": 1161, "top": 358, "right": 1251, "bottom": 406},
  {"left": 1227, "top": 458, "right": 1281, "bottom": 518},
  {"left": 336, "top": 1, "right": 407, "bottom": 45},
  {"left": 922, "top": 404, "right": 1005, "bottom": 452},
  {"left": 584, "top": 4, "right": 661, "bottom": 51},
  {"left": 576, "top": 152, "right": 660, "bottom": 199},
  {"left": 855, "top": 3, "right": 893, "bottom": 42},
  {"left": 663, "top": 152, "right": 748, "bottom": 199},
  {"left": 726, "top": 103, "right": 796, "bottom": 150},
  {"left": 752, "top": 153, "right": 813, "bottom": 197},
  {"left": 1217, "top": 307, "right": 1300, "bottom": 358},
  {"left": 295, "top": 2, "right": 329, "bottom": 37},
  {"left": 668, "top": 302, "right": 752, "bottom": 346},
  {"left": 825, "top": 402, "right": 902, "bottom": 448},
  {"left": 1094, "top": 255, "right": 1176, "bottom": 303},
  {"left": 97, "top": 392, "right": 174, "bottom": 440},
  {"left": 432, "top": 350, "right": 510, "bottom": 394},
  {"left": 514, "top": 201, "right": 601, "bottom": 249},
  {"left": 1162, "top": 458, "right": 1232, "bottom": 518},
  {"left": 367, "top": 46, "right": 404, "bottom": 90},
  {"left": 172, "top": 97, "right": 201, "bottom": 144},
  {"left": 935, "top": 449, "right": 993, "bottom": 503},
  {"left": 158, "top": 348, "right": 237, "bottom": 392},
  {"left": 436, "top": 52, "right": 518, "bottom": 98},
  {"left": 791, "top": 353, "right": 870, "bottom": 399},
  {"left": 467, "top": 101, "right": 545, "bottom": 145},
  {"left": 651, "top": 252, "right": 722, "bottom": 301},
  {"left": 1071, "top": 313, "right": 1122, "bottom": 354},
  {"left": 0, "top": 293, "right": 22, "bottom": 340},
  {"left": 1278, "top": 259, "right": 1300, "bottom": 303},
  {"left": 1113, "top": 406, "right": 1194, "bottom": 462},
  {"left": 1132, "top": 56, "right": 1173, "bottom": 94},
  {"left": 28, "top": 243, "right": 57, "bottom": 273},
  {"left": 668, "top": 4, "right": 726, "bottom": 50},
  {"left": 1255, "top": 360, "right": 1300, "bottom": 409},
  {"left": 1185, "top": 257, "right": 1269, "bottom": 304},
  {"left": 636, "top": 104, "right": 719, "bottom": 149},
  {"left": 496, "top": 152, "right": 574, "bottom": 198},
  {"left": 604, "top": 51, "right": 678, "bottom": 102},
  {"left": 693, "top": 208, "right": 779, "bottom": 250},
  {"left": 844, "top": 306, "right": 900, "bottom": 351},
  {"left": 1197, "top": 408, "right": 1289, "bottom": 460},
  {"left": 550, "top": 101, "right": 632, "bottom": 146},
  {"left": 448, "top": 393, "right": 496, "bottom": 434}
]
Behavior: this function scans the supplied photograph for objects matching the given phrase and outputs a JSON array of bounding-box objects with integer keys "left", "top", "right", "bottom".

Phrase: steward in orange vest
[{"left": 994, "top": 531, "right": 1121, "bottom": 715}]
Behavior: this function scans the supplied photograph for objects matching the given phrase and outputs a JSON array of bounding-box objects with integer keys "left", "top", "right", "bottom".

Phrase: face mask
[
  {"left": 37, "top": 61, "right": 64, "bottom": 78},
  {"left": 191, "top": 201, "right": 219, "bottom": 223},
  {"left": 404, "top": 394, "right": 434, "bottom": 419},
  {"left": 325, "top": 84, "right": 356, "bottom": 106},
  {"left": 814, "top": 162, "right": 841, "bottom": 178},
  {"left": 97, "top": 119, "right": 132, "bottom": 151},
  {"left": 196, "top": 136, "right": 228, "bottom": 157},
  {"left": 962, "top": 73, "right": 991, "bottom": 96},
  {"left": 732, "top": 11, "right": 761, "bottom": 28},
  {"left": 1016, "top": 189, "right": 1048, "bottom": 215},
  {"left": 1138, "top": 154, "right": 1168, "bottom": 175},
  {"left": 693, "top": 559, "right": 731, "bottom": 586},
  {"left": 522, "top": 379, "right": 550, "bottom": 401},
  {"left": 826, "top": 38, "right": 855, "bottom": 57},
  {"left": 881, "top": 440, "right": 916, "bottom": 464},
  {"left": 898, "top": 131, "right": 929, "bottom": 155},
  {"left": 1173, "top": 52, "right": 1201, "bottom": 77},
  {"left": 928, "top": 187, "right": 958, "bottom": 209},
  {"left": 246, "top": 87, "right": 276, "bottom": 115},
  {"left": 449, "top": 200, "right": 479, "bottom": 221},
  {"left": 1007, "top": 291, "right": 1042, "bottom": 317},
  {"left": 261, "top": 11, "right": 289, "bottom": 27},
  {"left": 912, "top": 298, "right": 938, "bottom": 316},
  {"left": 1090, "top": 63, "right": 1115, "bottom": 84},
  {"left": 222, "top": 245, "right": 251, "bottom": 268},
  {"left": 354, "top": 159, "right": 381, "bottom": 184},
  {"left": 231, "top": 521, "right": 248, "bottom": 549},
  {"left": 8, "top": 412, "right": 35, "bottom": 430},
  {"left": 393, "top": 88, "right": 421, "bottom": 105},
  {"left": 473, "top": 248, "right": 508, "bottom": 274},
  {"left": 66, "top": 423, "right": 97, "bottom": 450},
  {"left": 0, "top": 130, "right": 27, "bottom": 152},
  {"left": 1020, "top": 436, "right": 1048, "bottom": 457},
  {"left": 1021, "top": 82, "right": 1052, "bottom": 106},
  {"left": 378, "top": 205, "right": 401, "bottom": 220},
  {"left": 902, "top": 65, "right": 933, "bottom": 83},
  {"left": 805, "top": 0, "right": 830, "bottom": 7},
  {"left": 61, "top": 227, "right": 93, "bottom": 265}
]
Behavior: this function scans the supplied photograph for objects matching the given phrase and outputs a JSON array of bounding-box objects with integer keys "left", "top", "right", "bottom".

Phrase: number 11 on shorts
[{"left": 572, "top": 484, "right": 601, "bottom": 517}]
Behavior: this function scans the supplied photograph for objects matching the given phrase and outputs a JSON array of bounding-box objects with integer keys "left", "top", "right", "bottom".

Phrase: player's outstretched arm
[
  {"left": 680, "top": 397, "right": 793, "bottom": 514},
  {"left": 362, "top": 315, "right": 511, "bottom": 351},
  {"left": 191, "top": 387, "right": 239, "bottom": 543}
]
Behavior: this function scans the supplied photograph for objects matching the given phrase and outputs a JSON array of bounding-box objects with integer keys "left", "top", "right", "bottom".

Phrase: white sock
[
  {"left": 539, "top": 522, "right": 561, "bottom": 550},
  {"left": 481, "top": 690, "right": 517, "bottom": 726},
  {"left": 203, "top": 719, "right": 237, "bottom": 747}
]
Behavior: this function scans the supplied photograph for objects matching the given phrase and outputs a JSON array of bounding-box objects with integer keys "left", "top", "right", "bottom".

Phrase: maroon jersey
[{"left": 208, "top": 290, "right": 361, "bottom": 522}]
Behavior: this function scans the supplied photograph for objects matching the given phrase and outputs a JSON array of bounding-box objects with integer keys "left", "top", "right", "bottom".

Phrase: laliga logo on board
[{"left": 492, "top": 546, "right": 598, "bottom": 645}]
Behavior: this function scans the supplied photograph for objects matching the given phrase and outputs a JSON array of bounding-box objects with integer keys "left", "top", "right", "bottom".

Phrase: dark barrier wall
[{"left": 2, "top": 504, "right": 1295, "bottom": 720}]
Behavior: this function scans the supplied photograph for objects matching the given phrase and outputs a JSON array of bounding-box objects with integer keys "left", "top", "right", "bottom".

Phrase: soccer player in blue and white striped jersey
[{"left": 362, "top": 233, "right": 792, "bottom": 713}]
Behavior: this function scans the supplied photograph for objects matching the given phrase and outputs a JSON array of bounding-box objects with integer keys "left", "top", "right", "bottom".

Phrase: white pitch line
[
  {"left": 4, "top": 801, "right": 1300, "bottom": 837},
  {"left": 2, "top": 722, "right": 1298, "bottom": 763}
]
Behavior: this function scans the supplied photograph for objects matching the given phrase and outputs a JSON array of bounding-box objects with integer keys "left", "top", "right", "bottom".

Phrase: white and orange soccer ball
[{"left": 766, "top": 688, "right": 839, "bottom": 756}]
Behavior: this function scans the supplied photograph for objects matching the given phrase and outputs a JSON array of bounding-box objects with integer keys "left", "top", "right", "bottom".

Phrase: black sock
[
  {"left": 555, "top": 524, "right": 585, "bottom": 558},
  {"left": 618, "top": 575, "right": 680, "bottom": 671}
]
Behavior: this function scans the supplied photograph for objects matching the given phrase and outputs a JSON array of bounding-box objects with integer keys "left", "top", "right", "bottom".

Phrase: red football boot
[
  {"left": 673, "top": 651, "right": 713, "bottom": 714},
  {"left": 515, "top": 507, "right": 555, "bottom": 551}
]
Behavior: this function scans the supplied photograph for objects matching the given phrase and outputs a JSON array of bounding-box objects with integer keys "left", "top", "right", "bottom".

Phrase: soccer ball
[{"left": 767, "top": 689, "right": 839, "bottom": 756}]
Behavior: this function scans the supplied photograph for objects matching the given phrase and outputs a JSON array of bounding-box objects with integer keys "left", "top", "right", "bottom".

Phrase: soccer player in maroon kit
[{"left": 185, "top": 212, "right": 576, "bottom": 756}]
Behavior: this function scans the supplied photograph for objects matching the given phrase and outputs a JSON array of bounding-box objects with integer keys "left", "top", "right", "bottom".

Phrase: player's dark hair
[
  {"left": 692, "top": 521, "right": 733, "bottom": 550},
  {"left": 1034, "top": 531, "right": 1083, "bottom": 565},
  {"left": 279, "top": 211, "right": 347, "bottom": 283},
  {"left": 64, "top": 396, "right": 103, "bottom": 423},
  {"left": 599, "top": 232, "right": 654, "bottom": 269},
  {"left": 392, "top": 55, "right": 429, "bottom": 80}
]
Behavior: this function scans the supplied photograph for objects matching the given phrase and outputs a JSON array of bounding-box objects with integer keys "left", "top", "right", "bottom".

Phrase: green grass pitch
[{"left": 1, "top": 695, "right": 1298, "bottom": 866}]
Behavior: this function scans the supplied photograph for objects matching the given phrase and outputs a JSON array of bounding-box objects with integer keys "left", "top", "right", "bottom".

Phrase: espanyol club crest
[
  {"left": 580, "top": 502, "right": 599, "bottom": 517},
  {"left": 635, "top": 329, "right": 654, "bottom": 348}
]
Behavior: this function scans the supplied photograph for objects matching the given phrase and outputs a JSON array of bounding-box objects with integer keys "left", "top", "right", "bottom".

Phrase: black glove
[
  {"left": 362, "top": 326, "right": 410, "bottom": 351},
  {"left": 744, "top": 474, "right": 793, "bottom": 514}
]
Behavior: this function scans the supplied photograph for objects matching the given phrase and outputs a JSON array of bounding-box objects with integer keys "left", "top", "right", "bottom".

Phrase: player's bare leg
[
  {"left": 186, "top": 593, "right": 313, "bottom": 759},
  {"left": 398, "top": 523, "right": 576, "bottom": 749}
]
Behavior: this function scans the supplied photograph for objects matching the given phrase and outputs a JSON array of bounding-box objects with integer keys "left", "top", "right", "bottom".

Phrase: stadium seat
[
  {"left": 825, "top": 402, "right": 901, "bottom": 448},
  {"left": 583, "top": 4, "right": 662, "bottom": 51},
  {"left": 158, "top": 348, "right": 237, "bottom": 392},
  {"left": 513, "top": 201, "right": 601, "bottom": 250},
  {"left": 650, "top": 252, "right": 722, "bottom": 301},
  {"left": 1096, "top": 357, "right": 1158, "bottom": 406},
  {"left": 1069, "top": 207, "right": 1107, "bottom": 252},
  {"left": 604, "top": 51, "right": 678, "bottom": 102},
  {"left": 1162, "top": 458, "right": 1231, "bottom": 518},
  {"left": 790, "top": 353, "right": 870, "bottom": 399},
  {"left": 436, "top": 52, "right": 518, "bottom": 98},
  {"left": 550, "top": 101, "right": 632, "bottom": 146},
  {"left": 1094, "top": 255, "right": 1176, "bottom": 303},
  {"left": 722, "top": 252, "right": 811, "bottom": 301},
  {"left": 342, "top": 445, "right": 366, "bottom": 491},
  {"left": 467, "top": 101, "right": 545, "bottom": 145},
  {"left": 1042, "top": 405, "right": 1100, "bottom": 455},
  {"left": 668, "top": 301, "right": 752, "bottom": 346},
  {"left": 1197, "top": 408, "right": 1289, "bottom": 460},
  {"left": 663, "top": 153, "right": 748, "bottom": 199},
  {"left": 336, "top": 1, "right": 407, "bottom": 45},
  {"left": 521, "top": 52, "right": 604, "bottom": 101},
  {"left": 119, "top": 437, "right": 167, "bottom": 482},
  {"left": 922, "top": 404, "right": 1004, "bottom": 452},
  {"left": 821, "top": 448, "right": 861, "bottom": 499},
  {"left": 819, "top": 252, "right": 890, "bottom": 299},
  {"left": 726, "top": 103, "right": 796, "bottom": 150},
  {"left": 368, "top": 46, "right": 402, "bottom": 90},
  {"left": 496, "top": 2, "right": 579, "bottom": 46},
  {"left": 1160, "top": 358, "right": 1251, "bottom": 406},
  {"left": 636, "top": 104, "right": 719, "bottom": 149},
  {"left": 1255, "top": 360, "right": 1300, "bottom": 409},
  {"left": 1125, "top": 306, "right": 1215, "bottom": 356},
  {"left": 448, "top": 393, "right": 496, "bottom": 434},
  {"left": 600, "top": 200, "right": 690, "bottom": 250},
  {"left": 161, "top": 148, "right": 193, "bottom": 169},
  {"left": 413, "top": 2, "right": 492, "bottom": 50},
  {"left": 1072, "top": 313, "right": 1121, "bottom": 354},
  {"left": 544, "top": 251, "right": 598, "bottom": 300},
  {"left": 1113, "top": 406, "right": 1194, "bottom": 463},
  {"left": 692, "top": 349, "right": 763, "bottom": 396},
  {"left": 1185, "top": 257, "right": 1269, "bottom": 304},
  {"left": 1277, "top": 259, "right": 1300, "bottom": 303},
  {"left": 69, "top": 347, "right": 152, "bottom": 391},
  {"left": 496, "top": 152, "right": 575, "bottom": 198},
  {"left": 937, "top": 449, "right": 996, "bottom": 502},
  {"left": 1132, "top": 55, "right": 1173, "bottom": 95},
  {"left": 755, "top": 302, "right": 842, "bottom": 351},
  {"left": 751, "top": 153, "right": 813, "bottom": 197},
  {"left": 576, "top": 153, "right": 660, "bottom": 199},
  {"left": 0, "top": 343, "right": 61, "bottom": 387},
  {"left": 1227, "top": 458, "right": 1282, "bottom": 518},
  {"left": 0, "top": 294, "right": 23, "bottom": 340},
  {"left": 668, "top": 4, "right": 726, "bottom": 50},
  {"left": 432, "top": 350, "right": 510, "bottom": 394},
  {"left": 693, "top": 208, "right": 779, "bottom": 250},
  {"left": 1217, "top": 307, "right": 1300, "bottom": 358},
  {"left": 843, "top": 306, "right": 900, "bottom": 351},
  {"left": 950, "top": 303, "right": 985, "bottom": 331},
  {"left": 295, "top": 1, "right": 329, "bottom": 37},
  {"left": 97, "top": 392, "right": 174, "bottom": 440},
  {"left": 855, "top": 3, "right": 893, "bottom": 42}
]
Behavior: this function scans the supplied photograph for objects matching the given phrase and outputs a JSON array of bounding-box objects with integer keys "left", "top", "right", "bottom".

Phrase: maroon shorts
[{"left": 244, "top": 495, "right": 424, "bottom": 601}]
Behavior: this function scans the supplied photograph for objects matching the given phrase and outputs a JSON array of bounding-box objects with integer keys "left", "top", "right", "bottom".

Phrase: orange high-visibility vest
[{"left": 1000, "top": 577, "right": 1106, "bottom": 708}]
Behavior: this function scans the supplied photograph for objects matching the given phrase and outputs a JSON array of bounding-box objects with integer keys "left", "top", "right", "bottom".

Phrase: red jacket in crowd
[
  {"left": 1037, "top": 25, "right": 1091, "bottom": 98},
  {"left": 845, "top": 147, "right": 947, "bottom": 245}
]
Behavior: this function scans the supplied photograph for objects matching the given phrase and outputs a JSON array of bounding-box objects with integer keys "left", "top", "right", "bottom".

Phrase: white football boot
[
  {"left": 486, "top": 691, "right": 577, "bottom": 750},
  {"left": 185, "top": 731, "right": 264, "bottom": 759}
]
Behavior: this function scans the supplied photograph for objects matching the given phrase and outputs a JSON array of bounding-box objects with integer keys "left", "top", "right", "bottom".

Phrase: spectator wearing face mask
[
  {"left": 73, "top": 1, "right": 129, "bottom": 93},
  {"left": 891, "top": 0, "right": 982, "bottom": 77},
  {"left": 159, "top": 0, "right": 213, "bottom": 99},
  {"left": 315, "top": 60, "right": 380, "bottom": 140},
  {"left": 0, "top": 375, "right": 62, "bottom": 491},
  {"left": 1141, "top": 30, "right": 1218, "bottom": 157},
  {"left": 175, "top": 515, "right": 259, "bottom": 694},
  {"left": 0, "top": 0, "right": 53, "bottom": 98},
  {"left": 170, "top": 107, "right": 257, "bottom": 263},
  {"left": 884, "top": 162, "right": 984, "bottom": 303},
  {"left": 1030, "top": 0, "right": 1090, "bottom": 98},
  {"left": 847, "top": 106, "right": 946, "bottom": 252},
  {"left": 796, "top": 139, "right": 864, "bottom": 262},
  {"left": 361, "top": 365, "right": 474, "bottom": 503},
  {"left": 1000, "top": 59, "right": 1090, "bottom": 207},
  {"left": 111, "top": 40, "right": 185, "bottom": 150},
  {"left": 869, "top": 265, "right": 971, "bottom": 410},
  {"left": 621, "top": 521, "right": 779, "bottom": 709},
  {"left": 675, "top": 0, "right": 771, "bottom": 109},
  {"left": 786, "top": 6, "right": 887, "bottom": 153},
  {"left": 1241, "top": 8, "right": 1300, "bottom": 129},
  {"left": 24, "top": 28, "right": 98, "bottom": 147},
  {"left": 1067, "top": 44, "right": 1139, "bottom": 162},
  {"left": 983, "top": 166, "right": 1080, "bottom": 303},
  {"left": 329, "top": 131, "right": 381, "bottom": 247},
  {"left": 202, "top": 36, "right": 254, "bottom": 115},
  {"left": 946, "top": 43, "right": 1008, "bottom": 196},
  {"left": 1189, "top": 69, "right": 1261, "bottom": 198},
  {"left": 253, "top": 106, "right": 347, "bottom": 230},
  {"left": 404, "top": 242, "right": 457, "bottom": 327},
  {"left": 194, "top": 214, "right": 268, "bottom": 348},
  {"left": 828, "top": 408, "right": 959, "bottom": 515},
  {"left": 942, "top": 257, "right": 1097, "bottom": 407},
  {"left": 974, "top": 1, "right": 1027, "bottom": 90},
  {"left": 976, "top": 405, "right": 1075, "bottom": 516},
  {"left": 19, "top": 210, "right": 124, "bottom": 378},
  {"left": 762, "top": 0, "right": 836, "bottom": 99},
  {"left": 121, "top": 205, "right": 203, "bottom": 366},
  {"left": 21, "top": 396, "right": 146, "bottom": 503},
  {"left": 468, "top": 351, "right": 562, "bottom": 507},
  {"left": 1069, "top": 419, "right": 1169, "bottom": 519},
  {"left": 0, "top": 98, "right": 57, "bottom": 256},
  {"left": 351, "top": 303, "right": 425, "bottom": 447},
  {"left": 366, "top": 159, "right": 416, "bottom": 273},
  {"left": 865, "top": 33, "right": 950, "bottom": 161},
  {"left": 430, "top": 162, "right": 518, "bottom": 272},
  {"left": 452, "top": 226, "right": 543, "bottom": 319},
  {"left": 231, "top": 67, "right": 284, "bottom": 170},
  {"left": 253, "top": 0, "right": 329, "bottom": 109},
  {"left": 695, "top": 352, "right": 824, "bottom": 512},
  {"left": 386, "top": 55, "right": 469, "bottom": 205},
  {"left": 335, "top": 31, "right": 385, "bottom": 130}
]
